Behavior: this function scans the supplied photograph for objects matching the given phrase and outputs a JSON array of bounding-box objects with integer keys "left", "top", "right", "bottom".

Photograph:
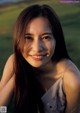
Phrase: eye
[
  {"left": 42, "top": 36, "right": 51, "bottom": 41},
  {"left": 25, "top": 36, "right": 33, "bottom": 41},
  {"left": 44, "top": 36, "right": 50, "bottom": 39}
]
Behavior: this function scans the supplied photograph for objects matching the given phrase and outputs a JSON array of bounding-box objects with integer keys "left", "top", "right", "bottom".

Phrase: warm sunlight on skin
[{"left": 22, "top": 17, "right": 56, "bottom": 69}]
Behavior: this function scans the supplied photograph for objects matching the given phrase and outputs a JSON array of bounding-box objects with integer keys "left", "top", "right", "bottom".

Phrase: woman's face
[{"left": 22, "top": 17, "right": 56, "bottom": 68}]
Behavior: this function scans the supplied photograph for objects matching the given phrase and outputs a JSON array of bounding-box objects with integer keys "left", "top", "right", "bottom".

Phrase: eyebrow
[
  {"left": 25, "top": 32, "right": 52, "bottom": 36},
  {"left": 41, "top": 33, "right": 52, "bottom": 36},
  {"left": 25, "top": 33, "right": 33, "bottom": 36}
]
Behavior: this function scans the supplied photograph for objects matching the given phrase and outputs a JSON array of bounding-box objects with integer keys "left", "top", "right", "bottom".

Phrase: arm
[
  {"left": 0, "top": 54, "right": 15, "bottom": 106},
  {"left": 0, "top": 54, "right": 14, "bottom": 90},
  {"left": 63, "top": 62, "right": 80, "bottom": 113},
  {"left": 0, "top": 75, "right": 15, "bottom": 106}
]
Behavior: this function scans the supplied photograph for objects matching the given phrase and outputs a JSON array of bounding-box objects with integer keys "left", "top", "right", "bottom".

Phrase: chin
[
  {"left": 29, "top": 62, "right": 45, "bottom": 68},
  {"left": 30, "top": 64, "right": 43, "bottom": 68}
]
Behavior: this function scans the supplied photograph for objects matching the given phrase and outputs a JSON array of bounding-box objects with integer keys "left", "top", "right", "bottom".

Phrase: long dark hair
[{"left": 13, "top": 4, "right": 70, "bottom": 113}]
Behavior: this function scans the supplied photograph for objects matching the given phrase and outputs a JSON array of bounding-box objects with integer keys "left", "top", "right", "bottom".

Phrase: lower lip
[{"left": 31, "top": 55, "right": 45, "bottom": 61}]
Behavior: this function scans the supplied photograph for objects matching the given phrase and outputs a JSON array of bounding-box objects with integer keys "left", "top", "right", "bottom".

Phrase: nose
[{"left": 32, "top": 38, "right": 43, "bottom": 52}]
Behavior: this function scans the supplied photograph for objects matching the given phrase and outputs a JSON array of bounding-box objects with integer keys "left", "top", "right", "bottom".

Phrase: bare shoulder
[
  {"left": 63, "top": 59, "right": 80, "bottom": 113},
  {"left": 3, "top": 54, "right": 15, "bottom": 70},
  {"left": 63, "top": 59, "right": 80, "bottom": 88},
  {"left": 0, "top": 54, "right": 15, "bottom": 90},
  {"left": 7, "top": 54, "right": 15, "bottom": 62},
  {"left": 3, "top": 53, "right": 15, "bottom": 74}
]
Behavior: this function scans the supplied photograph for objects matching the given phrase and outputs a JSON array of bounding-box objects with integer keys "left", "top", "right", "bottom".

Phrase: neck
[{"left": 34, "top": 61, "right": 56, "bottom": 76}]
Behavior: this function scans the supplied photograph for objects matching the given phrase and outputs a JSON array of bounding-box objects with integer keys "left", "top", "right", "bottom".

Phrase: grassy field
[{"left": 0, "top": 0, "right": 80, "bottom": 77}]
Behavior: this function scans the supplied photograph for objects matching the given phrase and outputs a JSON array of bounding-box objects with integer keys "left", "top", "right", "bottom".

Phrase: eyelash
[
  {"left": 24, "top": 36, "right": 51, "bottom": 41},
  {"left": 25, "top": 36, "right": 33, "bottom": 40},
  {"left": 42, "top": 36, "right": 51, "bottom": 40}
]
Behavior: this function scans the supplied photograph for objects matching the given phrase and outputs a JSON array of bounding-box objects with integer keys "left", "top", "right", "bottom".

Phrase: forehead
[{"left": 25, "top": 17, "right": 52, "bottom": 33}]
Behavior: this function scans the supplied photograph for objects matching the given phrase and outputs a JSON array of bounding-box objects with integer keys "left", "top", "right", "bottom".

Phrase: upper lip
[{"left": 30, "top": 54, "right": 47, "bottom": 56}]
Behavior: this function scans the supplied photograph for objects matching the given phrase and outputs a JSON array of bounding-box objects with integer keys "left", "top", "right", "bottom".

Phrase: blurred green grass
[{"left": 0, "top": 0, "right": 80, "bottom": 78}]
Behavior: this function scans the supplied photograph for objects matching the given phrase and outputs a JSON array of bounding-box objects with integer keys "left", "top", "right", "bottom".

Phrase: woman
[{"left": 0, "top": 4, "right": 80, "bottom": 113}]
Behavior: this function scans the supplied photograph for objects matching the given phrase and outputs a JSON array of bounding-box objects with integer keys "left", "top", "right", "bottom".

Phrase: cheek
[
  {"left": 21, "top": 46, "right": 27, "bottom": 57},
  {"left": 51, "top": 41, "right": 56, "bottom": 51},
  {"left": 47, "top": 40, "right": 56, "bottom": 53},
  {"left": 22, "top": 42, "right": 31, "bottom": 54}
]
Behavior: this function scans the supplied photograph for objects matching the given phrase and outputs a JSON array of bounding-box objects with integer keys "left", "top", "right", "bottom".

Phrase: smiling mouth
[{"left": 30, "top": 54, "right": 47, "bottom": 60}]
